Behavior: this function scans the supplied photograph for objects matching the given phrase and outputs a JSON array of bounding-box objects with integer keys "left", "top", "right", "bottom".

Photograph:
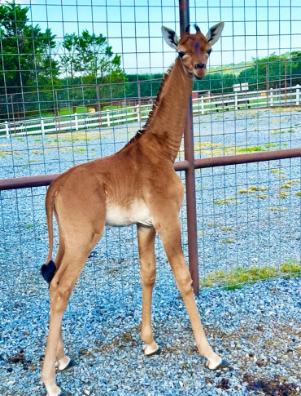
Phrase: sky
[{"left": 1, "top": 0, "right": 301, "bottom": 75}]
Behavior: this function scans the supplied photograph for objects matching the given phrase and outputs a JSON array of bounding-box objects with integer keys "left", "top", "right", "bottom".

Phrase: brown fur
[{"left": 41, "top": 26, "right": 224, "bottom": 396}]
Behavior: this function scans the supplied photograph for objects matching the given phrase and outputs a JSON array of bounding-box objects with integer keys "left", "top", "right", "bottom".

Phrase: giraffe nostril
[{"left": 194, "top": 63, "right": 206, "bottom": 69}]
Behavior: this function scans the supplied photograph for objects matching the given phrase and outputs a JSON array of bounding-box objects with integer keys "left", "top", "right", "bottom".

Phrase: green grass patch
[
  {"left": 214, "top": 197, "right": 238, "bottom": 205},
  {"left": 255, "top": 194, "right": 267, "bottom": 199},
  {"left": 25, "top": 224, "right": 34, "bottom": 229},
  {"left": 271, "top": 129, "right": 285, "bottom": 135},
  {"left": 276, "top": 192, "right": 289, "bottom": 198},
  {"left": 207, "top": 223, "right": 218, "bottom": 227},
  {"left": 280, "top": 183, "right": 291, "bottom": 189},
  {"left": 200, "top": 261, "right": 301, "bottom": 289},
  {"left": 221, "top": 239, "right": 234, "bottom": 244},
  {"left": 270, "top": 169, "right": 284, "bottom": 174},
  {"left": 221, "top": 226, "right": 233, "bottom": 231},
  {"left": 269, "top": 206, "right": 288, "bottom": 211},
  {"left": 238, "top": 185, "right": 262, "bottom": 194}
]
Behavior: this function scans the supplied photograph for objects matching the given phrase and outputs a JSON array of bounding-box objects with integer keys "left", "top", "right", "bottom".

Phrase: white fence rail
[{"left": 0, "top": 85, "right": 300, "bottom": 139}]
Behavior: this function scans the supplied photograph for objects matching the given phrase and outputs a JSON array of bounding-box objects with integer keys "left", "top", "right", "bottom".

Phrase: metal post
[
  {"left": 266, "top": 63, "right": 269, "bottom": 108},
  {"left": 11, "top": 94, "right": 16, "bottom": 134},
  {"left": 97, "top": 85, "right": 102, "bottom": 127},
  {"left": 137, "top": 80, "right": 141, "bottom": 124},
  {"left": 179, "top": 0, "right": 199, "bottom": 295},
  {"left": 55, "top": 90, "right": 60, "bottom": 133},
  {"left": 270, "top": 88, "right": 274, "bottom": 107},
  {"left": 284, "top": 59, "right": 287, "bottom": 107},
  {"left": 5, "top": 121, "right": 9, "bottom": 139},
  {"left": 74, "top": 113, "right": 78, "bottom": 131},
  {"left": 234, "top": 92, "right": 238, "bottom": 111},
  {"left": 41, "top": 118, "right": 45, "bottom": 136}
]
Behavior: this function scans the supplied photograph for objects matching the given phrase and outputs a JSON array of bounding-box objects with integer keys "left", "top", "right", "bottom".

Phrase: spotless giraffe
[{"left": 41, "top": 22, "right": 226, "bottom": 396}]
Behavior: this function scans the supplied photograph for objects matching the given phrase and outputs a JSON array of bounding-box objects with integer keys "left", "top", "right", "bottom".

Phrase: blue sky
[{"left": 3, "top": 0, "right": 301, "bottom": 74}]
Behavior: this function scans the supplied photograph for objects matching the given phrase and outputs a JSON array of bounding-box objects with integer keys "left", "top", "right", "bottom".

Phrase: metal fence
[
  {"left": 1, "top": 1, "right": 301, "bottom": 394},
  {"left": 1, "top": 2, "right": 301, "bottom": 298},
  {"left": 1, "top": 84, "right": 301, "bottom": 138}
]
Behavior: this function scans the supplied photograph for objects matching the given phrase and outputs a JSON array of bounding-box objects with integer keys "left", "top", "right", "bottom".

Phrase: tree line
[{"left": 0, "top": 1, "right": 300, "bottom": 119}]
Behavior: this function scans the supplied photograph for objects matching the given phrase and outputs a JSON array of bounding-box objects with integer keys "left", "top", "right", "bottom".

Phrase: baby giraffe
[{"left": 41, "top": 22, "right": 226, "bottom": 396}]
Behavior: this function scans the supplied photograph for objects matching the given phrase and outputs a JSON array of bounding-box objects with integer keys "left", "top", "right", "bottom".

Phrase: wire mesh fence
[
  {"left": 1, "top": 0, "right": 301, "bottom": 395},
  {"left": 0, "top": 0, "right": 300, "bottom": 291}
]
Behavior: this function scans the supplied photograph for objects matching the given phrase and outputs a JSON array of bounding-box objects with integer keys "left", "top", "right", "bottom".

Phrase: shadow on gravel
[{"left": 243, "top": 373, "right": 299, "bottom": 396}]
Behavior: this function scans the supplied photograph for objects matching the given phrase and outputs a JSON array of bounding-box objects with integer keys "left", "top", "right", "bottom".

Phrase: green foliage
[
  {"left": 58, "top": 30, "right": 127, "bottom": 106},
  {"left": 60, "top": 30, "right": 125, "bottom": 85},
  {"left": 0, "top": 1, "right": 59, "bottom": 94}
]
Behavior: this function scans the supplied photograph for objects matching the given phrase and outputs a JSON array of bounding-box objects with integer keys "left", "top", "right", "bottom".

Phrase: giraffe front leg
[
  {"left": 156, "top": 216, "right": 228, "bottom": 370},
  {"left": 137, "top": 225, "right": 159, "bottom": 356},
  {"left": 55, "top": 325, "right": 75, "bottom": 372}
]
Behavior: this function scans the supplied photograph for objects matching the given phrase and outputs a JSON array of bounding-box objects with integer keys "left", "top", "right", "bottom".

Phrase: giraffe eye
[
  {"left": 207, "top": 49, "right": 212, "bottom": 56},
  {"left": 178, "top": 51, "right": 185, "bottom": 58}
]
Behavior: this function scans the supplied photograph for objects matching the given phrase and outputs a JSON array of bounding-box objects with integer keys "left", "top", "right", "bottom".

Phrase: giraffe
[{"left": 41, "top": 22, "right": 226, "bottom": 396}]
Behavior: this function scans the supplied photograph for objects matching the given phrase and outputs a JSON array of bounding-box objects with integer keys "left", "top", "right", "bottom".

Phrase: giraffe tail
[{"left": 41, "top": 183, "right": 58, "bottom": 284}]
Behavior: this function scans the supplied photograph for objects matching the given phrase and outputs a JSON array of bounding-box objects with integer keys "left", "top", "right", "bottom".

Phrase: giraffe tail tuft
[{"left": 41, "top": 260, "right": 56, "bottom": 284}]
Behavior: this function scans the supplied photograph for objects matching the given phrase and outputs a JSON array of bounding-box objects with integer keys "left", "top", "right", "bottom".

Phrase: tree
[
  {"left": 60, "top": 30, "right": 124, "bottom": 84},
  {"left": 60, "top": 30, "right": 126, "bottom": 107},
  {"left": 0, "top": 1, "right": 59, "bottom": 95}
]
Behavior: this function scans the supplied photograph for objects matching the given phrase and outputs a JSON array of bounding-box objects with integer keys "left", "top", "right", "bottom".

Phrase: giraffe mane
[{"left": 126, "top": 65, "right": 173, "bottom": 146}]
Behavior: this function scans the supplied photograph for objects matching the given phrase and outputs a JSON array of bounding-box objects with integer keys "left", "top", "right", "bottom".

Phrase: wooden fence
[{"left": 0, "top": 85, "right": 300, "bottom": 139}]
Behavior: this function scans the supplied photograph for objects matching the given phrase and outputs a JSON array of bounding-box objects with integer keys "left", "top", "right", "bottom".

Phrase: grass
[
  {"left": 193, "top": 141, "right": 282, "bottom": 158},
  {"left": 207, "top": 223, "right": 218, "bottom": 227},
  {"left": 270, "top": 169, "right": 284, "bottom": 174},
  {"left": 272, "top": 128, "right": 296, "bottom": 134},
  {"left": 238, "top": 186, "right": 259, "bottom": 194},
  {"left": 280, "top": 183, "right": 291, "bottom": 189},
  {"left": 200, "top": 260, "right": 301, "bottom": 289},
  {"left": 255, "top": 194, "right": 267, "bottom": 199},
  {"left": 271, "top": 129, "right": 283, "bottom": 135},
  {"left": 221, "top": 239, "right": 234, "bottom": 244},
  {"left": 276, "top": 192, "right": 289, "bottom": 198},
  {"left": 269, "top": 206, "right": 288, "bottom": 211},
  {"left": 221, "top": 226, "right": 233, "bottom": 231},
  {"left": 238, "top": 186, "right": 267, "bottom": 195},
  {"left": 214, "top": 197, "right": 238, "bottom": 205}
]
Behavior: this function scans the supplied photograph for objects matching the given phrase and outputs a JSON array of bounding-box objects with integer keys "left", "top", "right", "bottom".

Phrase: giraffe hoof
[
  {"left": 205, "top": 358, "right": 229, "bottom": 370},
  {"left": 58, "top": 390, "right": 72, "bottom": 396},
  {"left": 145, "top": 346, "right": 161, "bottom": 357},
  {"left": 58, "top": 358, "right": 76, "bottom": 372}
]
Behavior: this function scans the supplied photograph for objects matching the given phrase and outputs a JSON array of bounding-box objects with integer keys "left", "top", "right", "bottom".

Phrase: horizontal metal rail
[
  {"left": 1, "top": 149, "right": 301, "bottom": 191},
  {"left": 194, "top": 147, "right": 301, "bottom": 169}
]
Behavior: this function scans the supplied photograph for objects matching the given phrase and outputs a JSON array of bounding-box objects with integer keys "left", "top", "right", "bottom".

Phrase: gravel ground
[{"left": 0, "top": 108, "right": 301, "bottom": 395}]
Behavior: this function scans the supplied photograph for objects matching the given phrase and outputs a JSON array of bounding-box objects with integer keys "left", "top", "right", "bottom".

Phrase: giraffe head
[{"left": 162, "top": 22, "right": 224, "bottom": 80}]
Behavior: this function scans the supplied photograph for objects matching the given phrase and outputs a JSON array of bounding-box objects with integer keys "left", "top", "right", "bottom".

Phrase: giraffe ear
[
  {"left": 206, "top": 22, "right": 224, "bottom": 46},
  {"left": 161, "top": 26, "right": 179, "bottom": 50}
]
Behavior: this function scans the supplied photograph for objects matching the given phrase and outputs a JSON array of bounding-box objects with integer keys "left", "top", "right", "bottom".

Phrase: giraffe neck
[{"left": 143, "top": 57, "right": 194, "bottom": 163}]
